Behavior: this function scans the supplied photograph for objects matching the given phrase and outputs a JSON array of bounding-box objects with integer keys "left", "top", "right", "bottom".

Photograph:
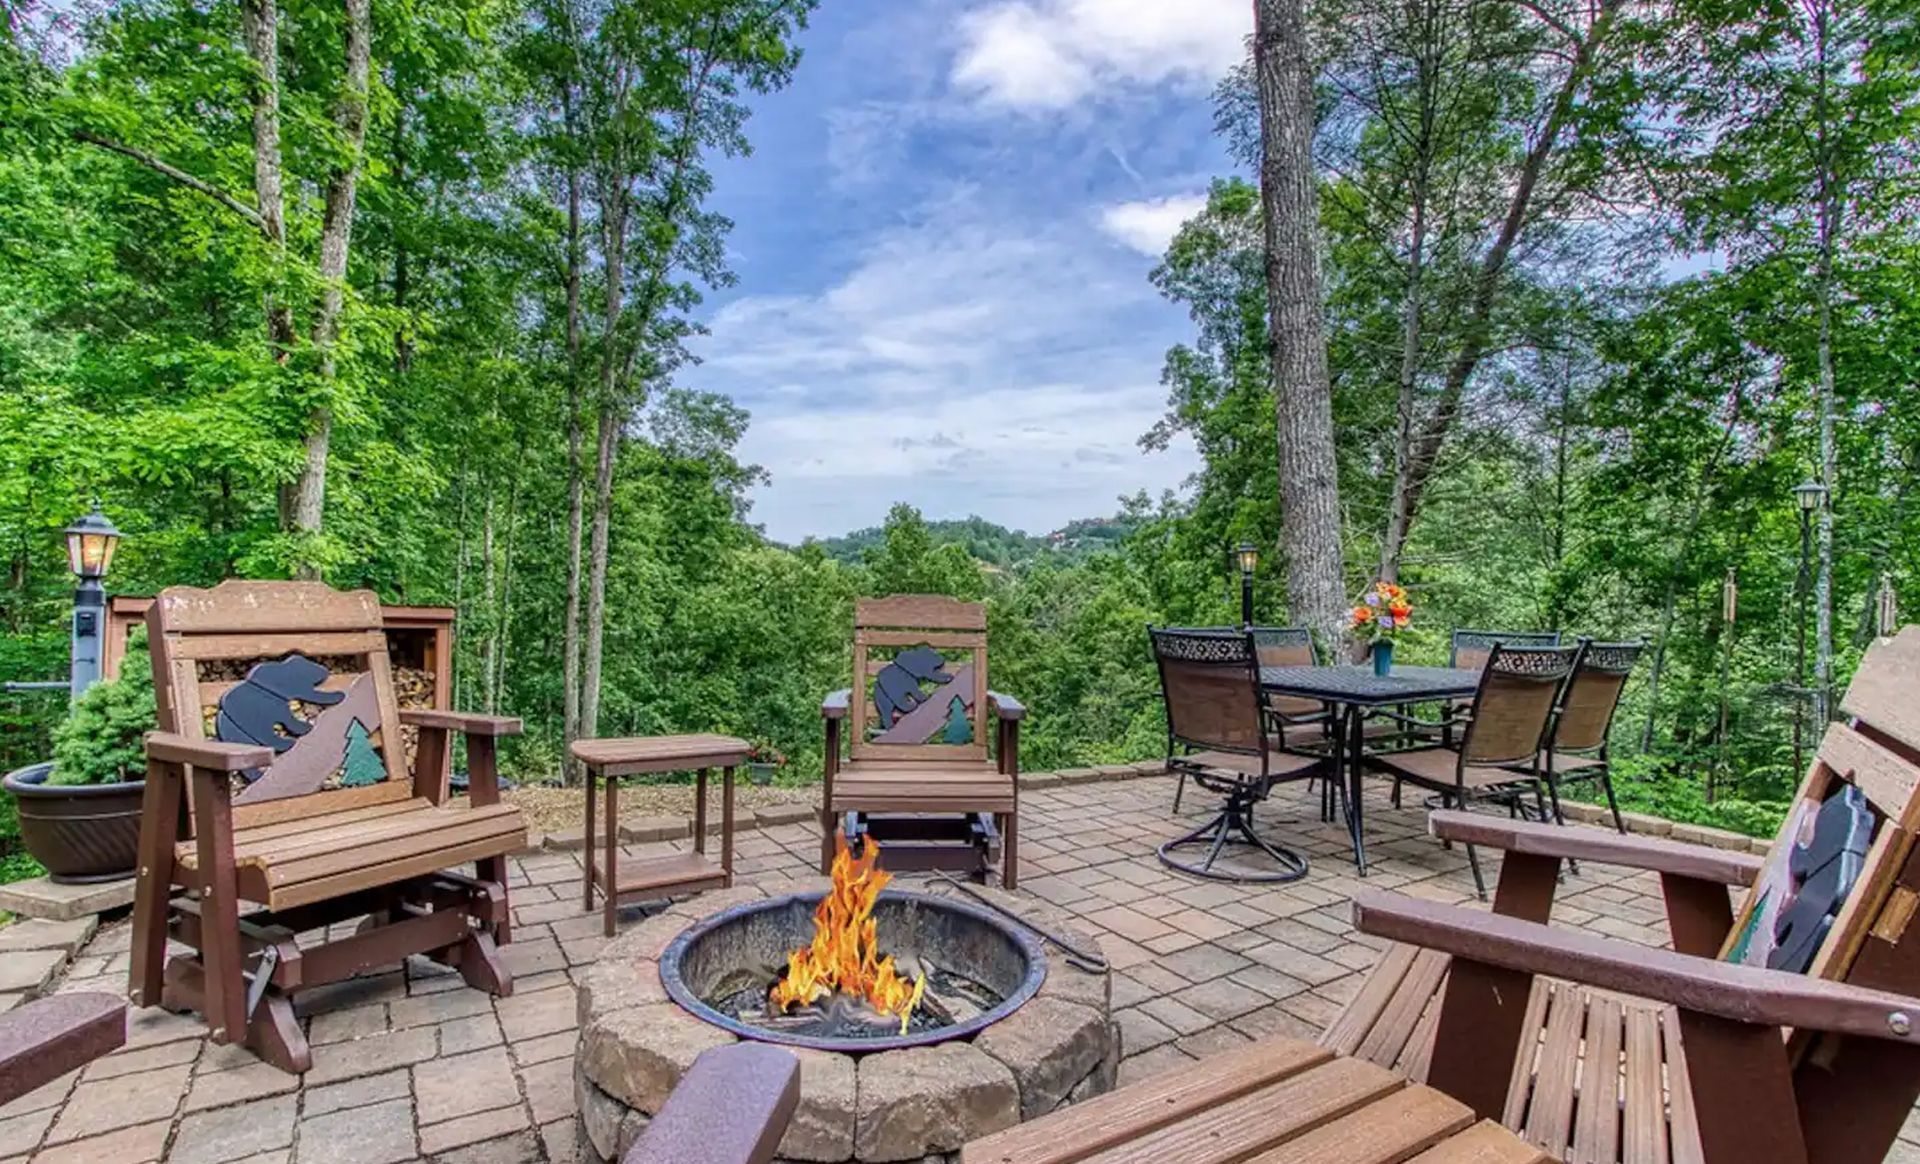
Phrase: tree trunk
[
  {"left": 239, "top": 0, "right": 294, "bottom": 360},
  {"left": 580, "top": 173, "right": 627, "bottom": 744},
  {"left": 288, "top": 0, "right": 372, "bottom": 575},
  {"left": 1379, "top": 197, "right": 1428, "bottom": 584},
  {"left": 561, "top": 158, "right": 586, "bottom": 783},
  {"left": 1376, "top": 0, "right": 1623, "bottom": 575},
  {"left": 1811, "top": 0, "right": 1838, "bottom": 726},
  {"left": 1254, "top": 0, "right": 1348, "bottom": 647},
  {"left": 480, "top": 474, "right": 497, "bottom": 714}
]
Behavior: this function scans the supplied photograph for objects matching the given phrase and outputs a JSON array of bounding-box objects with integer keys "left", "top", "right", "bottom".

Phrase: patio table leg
[{"left": 1345, "top": 703, "right": 1370, "bottom": 875}]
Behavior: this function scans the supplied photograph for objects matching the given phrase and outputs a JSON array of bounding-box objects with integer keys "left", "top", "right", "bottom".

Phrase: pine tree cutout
[
  {"left": 339, "top": 719, "right": 385, "bottom": 787},
  {"left": 941, "top": 696, "right": 971, "bottom": 744}
]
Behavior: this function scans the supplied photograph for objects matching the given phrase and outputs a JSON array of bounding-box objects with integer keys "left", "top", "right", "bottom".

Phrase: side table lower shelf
[{"left": 588, "top": 850, "right": 731, "bottom": 903}]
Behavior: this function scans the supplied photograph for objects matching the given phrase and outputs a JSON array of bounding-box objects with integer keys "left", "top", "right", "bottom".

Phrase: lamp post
[
  {"left": 1235, "top": 544, "right": 1259, "bottom": 628},
  {"left": 1791, "top": 480, "right": 1826, "bottom": 776},
  {"left": 63, "top": 506, "right": 122, "bottom": 700}
]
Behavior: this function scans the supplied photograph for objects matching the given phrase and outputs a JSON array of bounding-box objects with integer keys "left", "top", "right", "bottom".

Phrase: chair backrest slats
[
  {"left": 1460, "top": 644, "right": 1580, "bottom": 766},
  {"left": 848, "top": 596, "right": 990, "bottom": 762},
  {"left": 1451, "top": 629, "right": 1562, "bottom": 674},
  {"left": 147, "top": 581, "right": 414, "bottom": 831},
  {"left": 1150, "top": 628, "right": 1266, "bottom": 756},
  {"left": 1551, "top": 640, "right": 1645, "bottom": 753}
]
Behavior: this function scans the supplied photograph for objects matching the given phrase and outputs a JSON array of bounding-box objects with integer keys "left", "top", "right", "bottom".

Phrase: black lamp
[
  {"left": 63, "top": 506, "right": 121, "bottom": 698},
  {"left": 1235, "top": 543, "right": 1258, "bottom": 627}
]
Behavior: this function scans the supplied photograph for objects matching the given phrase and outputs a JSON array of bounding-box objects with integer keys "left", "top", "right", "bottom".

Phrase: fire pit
[
  {"left": 575, "top": 846, "right": 1117, "bottom": 1163},
  {"left": 662, "top": 839, "right": 1046, "bottom": 1053}
]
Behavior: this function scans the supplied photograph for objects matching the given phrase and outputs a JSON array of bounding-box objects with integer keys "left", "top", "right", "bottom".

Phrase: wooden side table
[{"left": 570, "top": 734, "right": 751, "bottom": 937}]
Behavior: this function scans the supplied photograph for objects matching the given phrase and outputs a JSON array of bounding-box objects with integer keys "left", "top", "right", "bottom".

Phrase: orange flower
[{"left": 1351, "top": 605, "right": 1375, "bottom": 626}]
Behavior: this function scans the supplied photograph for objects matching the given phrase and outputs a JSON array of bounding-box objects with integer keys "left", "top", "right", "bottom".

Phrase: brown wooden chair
[
  {"left": 1520, "top": 638, "right": 1644, "bottom": 835},
  {"left": 1368, "top": 643, "right": 1582, "bottom": 897},
  {"left": 129, "top": 581, "right": 526, "bottom": 1073},
  {"left": 1150, "top": 626, "right": 1326, "bottom": 881},
  {"left": 819, "top": 596, "right": 1022, "bottom": 887},
  {"left": 1328, "top": 625, "right": 1920, "bottom": 1164}
]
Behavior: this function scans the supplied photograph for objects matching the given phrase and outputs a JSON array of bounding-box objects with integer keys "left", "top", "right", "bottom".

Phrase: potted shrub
[
  {"left": 2, "top": 635, "right": 154, "bottom": 883},
  {"left": 747, "top": 742, "right": 785, "bottom": 786}
]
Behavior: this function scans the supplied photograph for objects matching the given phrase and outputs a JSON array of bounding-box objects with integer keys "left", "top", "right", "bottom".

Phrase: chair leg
[
  {"left": 1002, "top": 810, "right": 1019, "bottom": 891},
  {"left": 1600, "top": 770, "right": 1626, "bottom": 833},
  {"left": 820, "top": 809, "right": 836, "bottom": 874},
  {"left": 1173, "top": 769, "right": 1186, "bottom": 814},
  {"left": 1465, "top": 840, "right": 1487, "bottom": 901},
  {"left": 1391, "top": 776, "right": 1403, "bottom": 809}
]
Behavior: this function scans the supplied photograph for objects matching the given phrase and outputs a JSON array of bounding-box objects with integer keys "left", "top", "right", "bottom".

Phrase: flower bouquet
[
  {"left": 747, "top": 742, "right": 786, "bottom": 786},
  {"left": 1352, "top": 581, "right": 1413, "bottom": 676}
]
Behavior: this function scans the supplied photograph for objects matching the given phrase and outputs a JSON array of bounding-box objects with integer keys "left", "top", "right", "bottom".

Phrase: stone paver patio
[{"left": 5, "top": 770, "right": 1916, "bottom": 1163}]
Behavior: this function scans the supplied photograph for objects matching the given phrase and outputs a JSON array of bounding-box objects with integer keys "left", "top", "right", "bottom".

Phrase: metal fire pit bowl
[{"left": 660, "top": 889, "right": 1048, "bottom": 1053}]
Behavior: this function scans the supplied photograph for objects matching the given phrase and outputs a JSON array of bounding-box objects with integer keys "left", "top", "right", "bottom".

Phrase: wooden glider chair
[
  {"left": 129, "top": 581, "right": 527, "bottom": 1073},
  {"left": 1328, "top": 625, "right": 1920, "bottom": 1164},
  {"left": 820, "top": 596, "right": 1022, "bottom": 888}
]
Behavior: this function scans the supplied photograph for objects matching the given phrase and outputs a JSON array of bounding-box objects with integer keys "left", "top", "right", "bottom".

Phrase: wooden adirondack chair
[
  {"left": 128, "top": 581, "right": 527, "bottom": 1073},
  {"left": 820, "top": 596, "right": 1023, "bottom": 887},
  {"left": 1326, "top": 624, "right": 1920, "bottom": 1163}
]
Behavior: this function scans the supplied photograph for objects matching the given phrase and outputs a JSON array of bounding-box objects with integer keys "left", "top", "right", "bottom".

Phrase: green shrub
[{"left": 48, "top": 634, "right": 155, "bottom": 787}]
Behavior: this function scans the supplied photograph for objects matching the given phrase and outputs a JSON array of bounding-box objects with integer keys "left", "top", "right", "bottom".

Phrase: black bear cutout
[
  {"left": 872, "top": 646, "right": 953, "bottom": 727},
  {"left": 215, "top": 655, "right": 346, "bottom": 782},
  {"left": 1768, "top": 782, "right": 1875, "bottom": 974}
]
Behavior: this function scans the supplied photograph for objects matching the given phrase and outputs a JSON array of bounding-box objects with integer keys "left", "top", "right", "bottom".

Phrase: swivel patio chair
[
  {"left": 1366, "top": 642, "right": 1581, "bottom": 898},
  {"left": 1167, "top": 624, "right": 1330, "bottom": 813},
  {"left": 1149, "top": 626, "right": 1328, "bottom": 882}
]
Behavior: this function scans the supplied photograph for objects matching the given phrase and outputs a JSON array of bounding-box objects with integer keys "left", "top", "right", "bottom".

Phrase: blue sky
[{"left": 680, "top": 0, "right": 1253, "bottom": 543}]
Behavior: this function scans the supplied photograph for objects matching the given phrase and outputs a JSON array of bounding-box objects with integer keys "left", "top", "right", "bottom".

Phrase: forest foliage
[{"left": 2, "top": 0, "right": 1917, "bottom": 852}]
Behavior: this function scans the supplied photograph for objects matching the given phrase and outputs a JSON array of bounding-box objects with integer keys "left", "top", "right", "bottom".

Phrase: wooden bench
[
  {"left": 129, "top": 581, "right": 527, "bottom": 1073},
  {"left": 961, "top": 1036, "right": 1552, "bottom": 1164}
]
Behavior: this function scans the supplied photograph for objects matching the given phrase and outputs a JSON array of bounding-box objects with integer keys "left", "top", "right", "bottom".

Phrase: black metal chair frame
[
  {"left": 1150, "top": 627, "right": 1326, "bottom": 884},
  {"left": 1366, "top": 642, "right": 1582, "bottom": 897},
  {"left": 1522, "top": 638, "right": 1645, "bottom": 836}
]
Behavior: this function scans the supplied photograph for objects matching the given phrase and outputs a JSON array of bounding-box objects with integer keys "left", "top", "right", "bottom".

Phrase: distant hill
[{"left": 807, "top": 514, "right": 1138, "bottom": 569}]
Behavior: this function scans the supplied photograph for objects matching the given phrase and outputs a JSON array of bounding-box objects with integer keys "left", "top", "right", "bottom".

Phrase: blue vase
[{"left": 1373, "top": 639, "right": 1394, "bottom": 677}]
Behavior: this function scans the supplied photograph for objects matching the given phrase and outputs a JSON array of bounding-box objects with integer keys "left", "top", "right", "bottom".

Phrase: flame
[{"left": 768, "top": 833, "right": 927, "bottom": 1034}]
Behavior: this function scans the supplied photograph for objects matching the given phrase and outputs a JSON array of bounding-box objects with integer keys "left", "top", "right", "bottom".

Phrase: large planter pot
[{"left": 3, "top": 762, "right": 143, "bottom": 884}]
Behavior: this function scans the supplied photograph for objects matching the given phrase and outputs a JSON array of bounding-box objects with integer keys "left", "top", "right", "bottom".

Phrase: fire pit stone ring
[{"left": 574, "top": 881, "right": 1117, "bottom": 1163}]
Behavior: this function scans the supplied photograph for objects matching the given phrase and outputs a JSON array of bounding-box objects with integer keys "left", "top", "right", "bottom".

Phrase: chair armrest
[
  {"left": 0, "top": 992, "right": 126, "bottom": 1106},
  {"left": 1429, "top": 810, "right": 1764, "bottom": 886},
  {"left": 987, "top": 691, "right": 1025, "bottom": 721},
  {"left": 622, "top": 1044, "right": 799, "bottom": 1164},
  {"left": 143, "top": 732, "right": 273, "bottom": 772},
  {"left": 821, "top": 689, "right": 850, "bottom": 720},
  {"left": 399, "top": 709, "right": 523, "bottom": 737},
  {"left": 1351, "top": 890, "right": 1920, "bottom": 1043}
]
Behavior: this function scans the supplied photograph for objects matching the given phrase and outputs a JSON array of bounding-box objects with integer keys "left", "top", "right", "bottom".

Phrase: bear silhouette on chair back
[
  {"left": 215, "top": 655, "right": 346, "bottom": 780},
  {"left": 872, "top": 645, "right": 953, "bottom": 727}
]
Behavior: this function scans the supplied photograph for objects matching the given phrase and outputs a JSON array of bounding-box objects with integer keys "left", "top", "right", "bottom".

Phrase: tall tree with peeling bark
[{"left": 1253, "top": 0, "right": 1347, "bottom": 647}]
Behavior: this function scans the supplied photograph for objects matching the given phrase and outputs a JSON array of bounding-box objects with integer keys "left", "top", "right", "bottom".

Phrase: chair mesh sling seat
[
  {"left": 1367, "top": 643, "right": 1580, "bottom": 898},
  {"left": 1518, "top": 639, "right": 1644, "bottom": 835},
  {"left": 1149, "top": 627, "right": 1327, "bottom": 882},
  {"left": 129, "top": 582, "right": 526, "bottom": 1074},
  {"left": 820, "top": 595, "right": 1023, "bottom": 887}
]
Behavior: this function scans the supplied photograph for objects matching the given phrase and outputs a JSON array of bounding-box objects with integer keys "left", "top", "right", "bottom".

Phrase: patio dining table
[{"left": 1259, "top": 664, "right": 1481, "bottom": 875}]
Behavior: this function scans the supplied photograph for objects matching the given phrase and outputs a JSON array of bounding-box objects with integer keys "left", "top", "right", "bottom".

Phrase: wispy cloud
[
  {"left": 1098, "top": 193, "right": 1209, "bottom": 257},
  {"left": 951, "top": 0, "right": 1249, "bottom": 112}
]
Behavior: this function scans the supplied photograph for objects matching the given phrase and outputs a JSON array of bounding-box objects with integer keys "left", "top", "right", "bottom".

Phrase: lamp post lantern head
[
  {"left": 1793, "top": 480, "right": 1828, "bottom": 514},
  {"left": 1235, "top": 543, "right": 1259, "bottom": 577},
  {"left": 64, "top": 507, "right": 121, "bottom": 581}
]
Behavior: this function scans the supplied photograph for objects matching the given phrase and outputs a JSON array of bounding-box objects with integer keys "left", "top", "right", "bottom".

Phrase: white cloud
[
  {"left": 951, "top": 0, "right": 1249, "bottom": 112},
  {"left": 1098, "top": 193, "right": 1209, "bottom": 257},
  {"left": 683, "top": 199, "right": 1200, "bottom": 541}
]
